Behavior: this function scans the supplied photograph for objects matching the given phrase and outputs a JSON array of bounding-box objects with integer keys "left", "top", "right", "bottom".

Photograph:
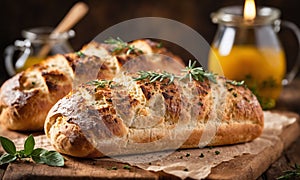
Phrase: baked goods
[
  {"left": 0, "top": 39, "right": 183, "bottom": 131},
  {"left": 44, "top": 66, "right": 264, "bottom": 158}
]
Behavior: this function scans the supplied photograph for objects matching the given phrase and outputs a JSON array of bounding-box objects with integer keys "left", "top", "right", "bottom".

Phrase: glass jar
[
  {"left": 208, "top": 6, "right": 300, "bottom": 109},
  {"left": 5, "top": 27, "right": 75, "bottom": 76}
]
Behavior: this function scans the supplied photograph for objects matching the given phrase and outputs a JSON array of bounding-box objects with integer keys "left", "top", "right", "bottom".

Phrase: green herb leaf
[
  {"left": 104, "top": 37, "right": 143, "bottom": 55},
  {"left": 0, "top": 154, "right": 16, "bottom": 165},
  {"left": 16, "top": 150, "right": 26, "bottom": 158},
  {"left": 105, "top": 37, "right": 126, "bottom": 46},
  {"left": 133, "top": 71, "right": 176, "bottom": 85},
  {"left": 87, "top": 80, "right": 112, "bottom": 88},
  {"left": 31, "top": 148, "right": 47, "bottom": 156},
  {"left": 123, "top": 165, "right": 131, "bottom": 170},
  {"left": 0, "top": 136, "right": 16, "bottom": 155},
  {"left": 75, "top": 51, "right": 85, "bottom": 58},
  {"left": 31, "top": 148, "right": 48, "bottom": 164},
  {"left": 32, "top": 155, "right": 44, "bottom": 164},
  {"left": 181, "top": 60, "right": 216, "bottom": 83},
  {"left": 156, "top": 42, "right": 163, "bottom": 48},
  {"left": 40, "top": 151, "right": 64, "bottom": 167},
  {"left": 277, "top": 163, "right": 300, "bottom": 179},
  {"left": 24, "top": 134, "right": 35, "bottom": 156}
]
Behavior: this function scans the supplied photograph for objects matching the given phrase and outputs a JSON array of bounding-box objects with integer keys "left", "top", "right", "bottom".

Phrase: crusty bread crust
[
  {"left": 1, "top": 39, "right": 183, "bottom": 131},
  {"left": 45, "top": 74, "right": 263, "bottom": 158},
  {"left": 0, "top": 55, "right": 73, "bottom": 131}
]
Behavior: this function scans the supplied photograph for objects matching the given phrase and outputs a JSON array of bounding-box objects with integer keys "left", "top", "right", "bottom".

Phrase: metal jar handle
[
  {"left": 277, "top": 20, "right": 300, "bottom": 85},
  {"left": 4, "top": 39, "right": 31, "bottom": 76}
]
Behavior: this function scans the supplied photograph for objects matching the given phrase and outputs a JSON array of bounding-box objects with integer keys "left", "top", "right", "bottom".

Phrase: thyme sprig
[
  {"left": 87, "top": 80, "right": 112, "bottom": 88},
  {"left": 133, "top": 71, "right": 176, "bottom": 85},
  {"left": 104, "top": 37, "right": 143, "bottom": 55},
  {"left": 277, "top": 164, "right": 300, "bottom": 180}
]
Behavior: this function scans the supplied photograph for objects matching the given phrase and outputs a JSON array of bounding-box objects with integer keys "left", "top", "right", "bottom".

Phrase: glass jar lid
[
  {"left": 22, "top": 27, "right": 75, "bottom": 44},
  {"left": 211, "top": 6, "right": 281, "bottom": 26}
]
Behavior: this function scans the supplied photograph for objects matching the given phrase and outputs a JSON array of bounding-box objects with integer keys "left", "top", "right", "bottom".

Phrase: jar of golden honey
[
  {"left": 208, "top": 6, "right": 300, "bottom": 109},
  {"left": 5, "top": 27, "right": 75, "bottom": 76}
]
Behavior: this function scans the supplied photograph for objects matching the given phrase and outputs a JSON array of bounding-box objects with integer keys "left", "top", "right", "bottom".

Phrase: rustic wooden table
[{"left": 259, "top": 78, "right": 300, "bottom": 179}]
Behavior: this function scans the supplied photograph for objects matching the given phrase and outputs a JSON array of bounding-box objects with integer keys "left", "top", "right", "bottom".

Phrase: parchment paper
[{"left": 128, "top": 111, "right": 297, "bottom": 179}]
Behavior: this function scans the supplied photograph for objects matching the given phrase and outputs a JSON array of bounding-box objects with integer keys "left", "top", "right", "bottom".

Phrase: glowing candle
[{"left": 243, "top": 0, "right": 256, "bottom": 21}]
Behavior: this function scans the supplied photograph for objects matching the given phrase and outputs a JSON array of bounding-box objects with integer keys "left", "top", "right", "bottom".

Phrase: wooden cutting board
[{"left": 0, "top": 111, "right": 299, "bottom": 180}]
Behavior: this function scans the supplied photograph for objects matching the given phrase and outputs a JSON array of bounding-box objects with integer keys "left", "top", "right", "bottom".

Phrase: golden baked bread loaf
[
  {"left": 44, "top": 68, "right": 264, "bottom": 158},
  {"left": 0, "top": 39, "right": 183, "bottom": 131}
]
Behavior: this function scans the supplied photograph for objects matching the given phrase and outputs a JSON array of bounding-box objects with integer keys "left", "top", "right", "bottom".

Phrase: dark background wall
[{"left": 1, "top": 0, "right": 299, "bottom": 85}]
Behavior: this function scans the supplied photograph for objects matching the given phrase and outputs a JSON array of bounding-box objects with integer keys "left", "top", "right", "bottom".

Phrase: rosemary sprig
[
  {"left": 133, "top": 60, "right": 245, "bottom": 86},
  {"left": 179, "top": 61, "right": 217, "bottom": 83},
  {"left": 87, "top": 80, "right": 112, "bottom": 88},
  {"left": 133, "top": 60, "right": 217, "bottom": 84},
  {"left": 277, "top": 164, "right": 300, "bottom": 180},
  {"left": 133, "top": 71, "right": 176, "bottom": 85},
  {"left": 104, "top": 37, "right": 143, "bottom": 55}
]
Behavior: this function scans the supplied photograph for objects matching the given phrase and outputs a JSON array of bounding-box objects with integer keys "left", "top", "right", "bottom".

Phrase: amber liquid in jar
[
  {"left": 15, "top": 56, "right": 45, "bottom": 73},
  {"left": 209, "top": 45, "right": 286, "bottom": 108}
]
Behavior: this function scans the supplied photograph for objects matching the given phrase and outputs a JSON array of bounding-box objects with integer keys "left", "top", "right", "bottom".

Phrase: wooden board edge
[{"left": 208, "top": 112, "right": 300, "bottom": 180}]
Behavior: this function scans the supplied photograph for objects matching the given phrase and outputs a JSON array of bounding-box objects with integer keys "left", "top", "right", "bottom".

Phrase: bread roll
[
  {"left": 0, "top": 39, "right": 182, "bottom": 131},
  {"left": 44, "top": 71, "right": 264, "bottom": 158}
]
